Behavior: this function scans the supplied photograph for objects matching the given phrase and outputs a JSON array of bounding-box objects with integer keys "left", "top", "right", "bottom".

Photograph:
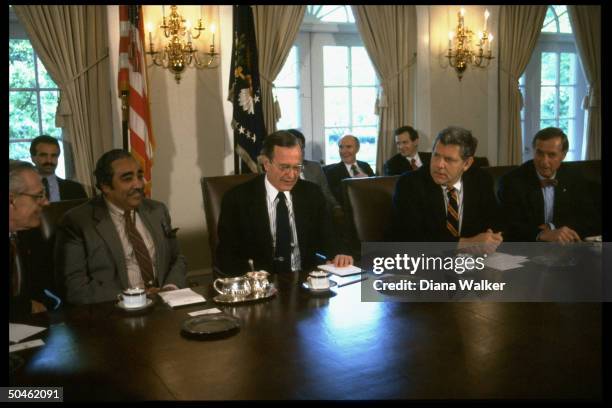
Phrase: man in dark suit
[
  {"left": 217, "top": 131, "right": 353, "bottom": 277},
  {"left": 498, "top": 127, "right": 600, "bottom": 242},
  {"left": 9, "top": 160, "right": 50, "bottom": 319},
  {"left": 30, "top": 135, "right": 88, "bottom": 201},
  {"left": 383, "top": 126, "right": 432, "bottom": 176},
  {"left": 55, "top": 149, "right": 186, "bottom": 304},
  {"left": 391, "top": 126, "right": 502, "bottom": 253},
  {"left": 323, "top": 134, "right": 375, "bottom": 207}
]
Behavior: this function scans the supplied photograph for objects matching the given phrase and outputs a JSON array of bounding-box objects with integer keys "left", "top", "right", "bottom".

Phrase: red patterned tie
[
  {"left": 124, "top": 210, "right": 156, "bottom": 287},
  {"left": 446, "top": 187, "right": 460, "bottom": 238}
]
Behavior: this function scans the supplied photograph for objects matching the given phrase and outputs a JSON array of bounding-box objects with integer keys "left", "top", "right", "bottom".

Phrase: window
[
  {"left": 520, "top": 5, "right": 587, "bottom": 162},
  {"left": 9, "top": 7, "right": 66, "bottom": 177},
  {"left": 273, "top": 5, "right": 380, "bottom": 168}
]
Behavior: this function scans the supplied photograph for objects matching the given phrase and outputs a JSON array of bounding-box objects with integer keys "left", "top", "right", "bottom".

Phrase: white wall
[{"left": 106, "top": 5, "right": 501, "bottom": 272}]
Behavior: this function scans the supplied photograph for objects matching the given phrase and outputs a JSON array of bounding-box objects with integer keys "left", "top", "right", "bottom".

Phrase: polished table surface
[{"left": 10, "top": 272, "right": 602, "bottom": 400}]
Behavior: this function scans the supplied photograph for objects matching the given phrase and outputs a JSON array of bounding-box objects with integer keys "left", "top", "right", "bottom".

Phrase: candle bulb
[
  {"left": 484, "top": 9, "right": 489, "bottom": 32},
  {"left": 162, "top": 5, "right": 165, "bottom": 19},
  {"left": 211, "top": 23, "right": 216, "bottom": 49},
  {"left": 448, "top": 31, "right": 453, "bottom": 49},
  {"left": 488, "top": 34, "right": 493, "bottom": 52}
]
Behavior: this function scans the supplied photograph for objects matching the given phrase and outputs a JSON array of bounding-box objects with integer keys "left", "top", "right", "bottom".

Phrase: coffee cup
[
  {"left": 307, "top": 270, "right": 330, "bottom": 290},
  {"left": 118, "top": 287, "right": 147, "bottom": 309},
  {"left": 246, "top": 270, "right": 271, "bottom": 296},
  {"left": 213, "top": 277, "right": 252, "bottom": 298}
]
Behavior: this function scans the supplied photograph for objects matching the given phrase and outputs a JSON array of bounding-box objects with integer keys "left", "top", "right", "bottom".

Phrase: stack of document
[
  {"left": 9, "top": 323, "right": 47, "bottom": 352},
  {"left": 158, "top": 288, "right": 206, "bottom": 308},
  {"left": 317, "top": 264, "right": 363, "bottom": 277},
  {"left": 484, "top": 252, "right": 528, "bottom": 271}
]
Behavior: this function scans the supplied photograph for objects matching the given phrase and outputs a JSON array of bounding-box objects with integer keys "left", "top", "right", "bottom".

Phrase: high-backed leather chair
[
  {"left": 201, "top": 174, "right": 258, "bottom": 266},
  {"left": 342, "top": 176, "right": 399, "bottom": 246},
  {"left": 40, "top": 198, "right": 89, "bottom": 241}
]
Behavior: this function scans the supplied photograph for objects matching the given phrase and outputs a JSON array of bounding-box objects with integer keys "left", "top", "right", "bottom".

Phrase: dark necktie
[
  {"left": 446, "top": 187, "right": 460, "bottom": 238},
  {"left": 9, "top": 235, "right": 23, "bottom": 297},
  {"left": 540, "top": 178, "right": 558, "bottom": 188},
  {"left": 274, "top": 192, "right": 292, "bottom": 272},
  {"left": 124, "top": 211, "right": 156, "bottom": 287},
  {"left": 351, "top": 164, "right": 359, "bottom": 177},
  {"left": 410, "top": 158, "right": 417, "bottom": 170},
  {"left": 42, "top": 177, "right": 51, "bottom": 200}
]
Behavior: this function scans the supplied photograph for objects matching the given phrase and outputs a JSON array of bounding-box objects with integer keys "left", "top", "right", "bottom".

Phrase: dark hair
[
  {"left": 286, "top": 129, "right": 306, "bottom": 148},
  {"left": 339, "top": 134, "right": 360, "bottom": 150},
  {"left": 532, "top": 127, "right": 569, "bottom": 153},
  {"left": 433, "top": 126, "right": 478, "bottom": 160},
  {"left": 30, "top": 135, "right": 60, "bottom": 156},
  {"left": 394, "top": 126, "right": 419, "bottom": 141},
  {"left": 9, "top": 160, "right": 37, "bottom": 194},
  {"left": 261, "top": 131, "right": 300, "bottom": 160},
  {"left": 94, "top": 149, "right": 134, "bottom": 190}
]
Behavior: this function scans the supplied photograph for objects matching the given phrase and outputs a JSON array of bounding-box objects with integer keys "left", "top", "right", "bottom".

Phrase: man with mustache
[
  {"left": 217, "top": 131, "right": 353, "bottom": 277},
  {"left": 391, "top": 126, "right": 502, "bottom": 254},
  {"left": 55, "top": 149, "right": 186, "bottom": 304},
  {"left": 30, "top": 135, "right": 87, "bottom": 201}
]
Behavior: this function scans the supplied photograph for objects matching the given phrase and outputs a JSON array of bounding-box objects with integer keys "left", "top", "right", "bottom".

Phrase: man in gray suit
[
  {"left": 55, "top": 149, "right": 186, "bottom": 305},
  {"left": 286, "top": 129, "right": 340, "bottom": 212}
]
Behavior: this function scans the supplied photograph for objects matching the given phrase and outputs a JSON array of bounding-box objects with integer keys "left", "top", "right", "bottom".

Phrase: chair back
[
  {"left": 201, "top": 174, "right": 258, "bottom": 263},
  {"left": 40, "top": 198, "right": 89, "bottom": 241},
  {"left": 342, "top": 176, "right": 399, "bottom": 243}
]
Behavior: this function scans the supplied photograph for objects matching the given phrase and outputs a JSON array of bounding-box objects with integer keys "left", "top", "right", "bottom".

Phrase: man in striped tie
[
  {"left": 55, "top": 149, "right": 186, "bottom": 304},
  {"left": 391, "top": 127, "right": 502, "bottom": 254}
]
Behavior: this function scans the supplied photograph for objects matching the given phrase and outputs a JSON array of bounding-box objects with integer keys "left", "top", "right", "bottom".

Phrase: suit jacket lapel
[
  {"left": 253, "top": 177, "right": 274, "bottom": 255},
  {"left": 338, "top": 163, "right": 350, "bottom": 179},
  {"left": 138, "top": 202, "right": 166, "bottom": 283},
  {"left": 527, "top": 164, "right": 546, "bottom": 224},
  {"left": 424, "top": 172, "right": 447, "bottom": 234},
  {"left": 93, "top": 198, "right": 129, "bottom": 289}
]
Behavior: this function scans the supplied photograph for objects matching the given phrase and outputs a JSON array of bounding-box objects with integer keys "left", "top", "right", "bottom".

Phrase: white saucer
[
  {"left": 116, "top": 298, "right": 154, "bottom": 311},
  {"left": 301, "top": 280, "right": 337, "bottom": 292}
]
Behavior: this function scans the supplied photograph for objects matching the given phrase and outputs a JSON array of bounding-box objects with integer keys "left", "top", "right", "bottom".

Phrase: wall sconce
[
  {"left": 446, "top": 8, "right": 494, "bottom": 81},
  {"left": 146, "top": 5, "right": 219, "bottom": 83}
]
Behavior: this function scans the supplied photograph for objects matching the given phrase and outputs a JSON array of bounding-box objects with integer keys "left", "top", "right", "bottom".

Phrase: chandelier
[
  {"left": 146, "top": 5, "right": 219, "bottom": 83},
  {"left": 446, "top": 8, "right": 494, "bottom": 81}
]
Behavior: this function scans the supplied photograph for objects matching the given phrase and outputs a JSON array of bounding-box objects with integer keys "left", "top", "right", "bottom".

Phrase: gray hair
[
  {"left": 339, "top": 134, "right": 360, "bottom": 150},
  {"left": 261, "top": 131, "right": 300, "bottom": 160},
  {"left": 433, "top": 126, "right": 478, "bottom": 160},
  {"left": 9, "top": 160, "right": 37, "bottom": 194}
]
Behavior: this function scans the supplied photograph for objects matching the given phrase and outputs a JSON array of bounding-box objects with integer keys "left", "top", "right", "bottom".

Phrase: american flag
[{"left": 119, "top": 5, "right": 155, "bottom": 197}]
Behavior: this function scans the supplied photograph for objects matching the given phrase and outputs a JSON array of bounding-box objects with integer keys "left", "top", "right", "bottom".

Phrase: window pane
[
  {"left": 351, "top": 47, "right": 376, "bottom": 86},
  {"left": 351, "top": 87, "right": 377, "bottom": 126},
  {"left": 324, "top": 87, "right": 349, "bottom": 127},
  {"left": 542, "top": 7, "right": 557, "bottom": 32},
  {"left": 40, "top": 90, "right": 60, "bottom": 136},
  {"left": 540, "top": 87, "right": 557, "bottom": 119},
  {"left": 557, "top": 11, "right": 572, "bottom": 33},
  {"left": 541, "top": 52, "right": 557, "bottom": 85},
  {"left": 37, "top": 57, "right": 57, "bottom": 89},
  {"left": 557, "top": 118, "right": 569, "bottom": 137},
  {"left": 9, "top": 39, "right": 36, "bottom": 88},
  {"left": 353, "top": 127, "right": 377, "bottom": 168},
  {"left": 9, "top": 91, "right": 39, "bottom": 140},
  {"left": 540, "top": 119, "right": 557, "bottom": 129},
  {"left": 564, "top": 118, "right": 575, "bottom": 160},
  {"left": 9, "top": 142, "right": 33, "bottom": 161},
  {"left": 558, "top": 86, "right": 574, "bottom": 119},
  {"left": 559, "top": 53, "right": 575, "bottom": 85},
  {"left": 323, "top": 46, "right": 348, "bottom": 86},
  {"left": 318, "top": 5, "right": 352, "bottom": 23},
  {"left": 519, "top": 87, "right": 525, "bottom": 120},
  {"left": 324, "top": 127, "right": 349, "bottom": 164},
  {"left": 275, "top": 46, "right": 298, "bottom": 87},
  {"left": 275, "top": 88, "right": 300, "bottom": 130}
]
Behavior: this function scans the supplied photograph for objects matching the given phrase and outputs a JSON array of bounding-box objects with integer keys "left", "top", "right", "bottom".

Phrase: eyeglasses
[
  {"left": 17, "top": 191, "right": 47, "bottom": 202},
  {"left": 271, "top": 161, "right": 303, "bottom": 173}
]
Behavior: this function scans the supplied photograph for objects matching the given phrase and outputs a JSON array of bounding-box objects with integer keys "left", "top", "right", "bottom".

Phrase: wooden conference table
[{"left": 10, "top": 272, "right": 602, "bottom": 400}]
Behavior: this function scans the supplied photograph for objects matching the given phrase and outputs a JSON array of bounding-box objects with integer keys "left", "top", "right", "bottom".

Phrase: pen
[
  {"left": 337, "top": 276, "right": 369, "bottom": 288},
  {"left": 315, "top": 253, "right": 328, "bottom": 262}
]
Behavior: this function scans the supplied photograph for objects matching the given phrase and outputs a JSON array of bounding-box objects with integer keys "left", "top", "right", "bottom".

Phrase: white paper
[
  {"left": 317, "top": 264, "right": 363, "bottom": 277},
  {"left": 9, "top": 339, "right": 45, "bottom": 353},
  {"left": 158, "top": 288, "right": 206, "bottom": 308},
  {"left": 188, "top": 308, "right": 222, "bottom": 317},
  {"left": 9, "top": 323, "right": 47, "bottom": 344},
  {"left": 484, "top": 252, "right": 528, "bottom": 271}
]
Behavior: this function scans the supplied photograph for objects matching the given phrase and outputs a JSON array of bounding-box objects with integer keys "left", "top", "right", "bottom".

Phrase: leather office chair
[
  {"left": 201, "top": 174, "right": 258, "bottom": 268},
  {"left": 40, "top": 198, "right": 89, "bottom": 241},
  {"left": 342, "top": 176, "right": 399, "bottom": 247}
]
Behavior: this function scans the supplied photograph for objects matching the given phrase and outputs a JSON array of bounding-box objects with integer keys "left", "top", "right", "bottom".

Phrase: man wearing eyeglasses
[
  {"left": 217, "top": 130, "right": 353, "bottom": 277},
  {"left": 9, "top": 160, "right": 50, "bottom": 318}
]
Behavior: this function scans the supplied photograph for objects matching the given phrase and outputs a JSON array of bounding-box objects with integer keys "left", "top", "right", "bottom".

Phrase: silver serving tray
[{"left": 213, "top": 286, "right": 278, "bottom": 304}]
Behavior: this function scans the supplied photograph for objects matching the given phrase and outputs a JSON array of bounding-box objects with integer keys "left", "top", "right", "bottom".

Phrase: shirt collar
[
  {"left": 536, "top": 171, "right": 557, "bottom": 181},
  {"left": 264, "top": 175, "right": 291, "bottom": 204},
  {"left": 104, "top": 196, "right": 130, "bottom": 218},
  {"left": 442, "top": 178, "right": 463, "bottom": 194}
]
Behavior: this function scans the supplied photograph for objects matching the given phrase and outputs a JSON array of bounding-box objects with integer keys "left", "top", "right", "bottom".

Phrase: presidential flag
[
  {"left": 228, "top": 5, "right": 267, "bottom": 173},
  {"left": 119, "top": 5, "right": 155, "bottom": 196}
]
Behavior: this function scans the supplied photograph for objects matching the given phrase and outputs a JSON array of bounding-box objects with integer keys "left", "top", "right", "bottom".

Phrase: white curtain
[
  {"left": 568, "top": 5, "right": 601, "bottom": 160},
  {"left": 352, "top": 5, "right": 417, "bottom": 174},
  {"left": 13, "top": 5, "right": 113, "bottom": 194},
  {"left": 253, "top": 5, "right": 306, "bottom": 134},
  {"left": 497, "top": 5, "right": 547, "bottom": 165}
]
